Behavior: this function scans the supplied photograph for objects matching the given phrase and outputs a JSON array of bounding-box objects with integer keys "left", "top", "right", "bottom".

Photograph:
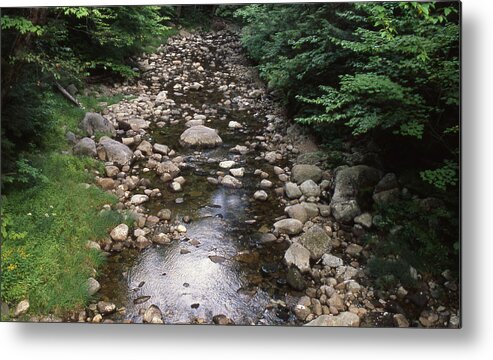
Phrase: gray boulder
[
  {"left": 110, "top": 223, "right": 129, "bottom": 241},
  {"left": 143, "top": 305, "right": 164, "bottom": 324},
  {"left": 81, "top": 112, "right": 116, "bottom": 137},
  {"left": 185, "top": 119, "right": 204, "bottom": 127},
  {"left": 286, "top": 204, "right": 308, "bottom": 223},
  {"left": 285, "top": 182, "right": 302, "bottom": 199},
  {"left": 374, "top": 173, "right": 399, "bottom": 193},
  {"left": 298, "top": 225, "right": 331, "bottom": 260},
  {"left": 331, "top": 200, "right": 361, "bottom": 223},
  {"left": 302, "top": 202, "right": 319, "bottom": 218},
  {"left": 322, "top": 254, "right": 343, "bottom": 267},
  {"left": 331, "top": 165, "right": 381, "bottom": 203},
  {"left": 221, "top": 175, "right": 243, "bottom": 189},
  {"left": 354, "top": 213, "right": 373, "bottom": 228},
  {"left": 373, "top": 188, "right": 400, "bottom": 205},
  {"left": 153, "top": 143, "right": 169, "bottom": 155},
  {"left": 291, "top": 164, "right": 323, "bottom": 184},
  {"left": 87, "top": 277, "right": 101, "bottom": 296},
  {"left": 304, "top": 312, "right": 360, "bottom": 327},
  {"left": 97, "top": 137, "right": 133, "bottom": 165},
  {"left": 287, "top": 267, "right": 306, "bottom": 291},
  {"left": 73, "top": 137, "right": 96, "bottom": 157},
  {"left": 329, "top": 165, "right": 381, "bottom": 223},
  {"left": 284, "top": 243, "right": 311, "bottom": 273},
  {"left": 179, "top": 125, "right": 223, "bottom": 148},
  {"left": 156, "top": 161, "right": 180, "bottom": 178},
  {"left": 126, "top": 118, "right": 149, "bottom": 131},
  {"left": 253, "top": 190, "right": 268, "bottom": 201},
  {"left": 299, "top": 180, "right": 321, "bottom": 197},
  {"left": 273, "top": 219, "right": 303, "bottom": 235},
  {"left": 97, "top": 301, "right": 116, "bottom": 315}
]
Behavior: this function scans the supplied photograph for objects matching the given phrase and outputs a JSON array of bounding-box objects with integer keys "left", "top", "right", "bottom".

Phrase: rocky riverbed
[{"left": 11, "top": 30, "right": 459, "bottom": 327}]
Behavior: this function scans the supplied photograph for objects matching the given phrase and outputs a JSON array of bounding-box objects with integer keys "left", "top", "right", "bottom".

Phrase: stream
[{"left": 97, "top": 30, "right": 300, "bottom": 325}]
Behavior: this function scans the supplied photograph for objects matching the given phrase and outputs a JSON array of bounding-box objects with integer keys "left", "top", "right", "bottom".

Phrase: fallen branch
[{"left": 55, "top": 82, "right": 82, "bottom": 108}]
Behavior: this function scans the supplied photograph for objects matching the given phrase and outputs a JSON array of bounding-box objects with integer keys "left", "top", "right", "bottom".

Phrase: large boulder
[
  {"left": 285, "top": 182, "right": 302, "bottom": 199},
  {"left": 285, "top": 204, "right": 308, "bottom": 223},
  {"left": 179, "top": 125, "right": 223, "bottom": 148},
  {"left": 330, "top": 165, "right": 381, "bottom": 223},
  {"left": 291, "top": 164, "right": 323, "bottom": 184},
  {"left": 374, "top": 173, "right": 399, "bottom": 193},
  {"left": 273, "top": 219, "right": 303, "bottom": 235},
  {"left": 304, "top": 312, "right": 360, "bottom": 327},
  {"left": 97, "top": 137, "right": 133, "bottom": 165},
  {"left": 299, "top": 179, "right": 321, "bottom": 198},
  {"left": 373, "top": 188, "right": 400, "bottom": 205},
  {"left": 73, "top": 137, "right": 96, "bottom": 157},
  {"left": 331, "top": 165, "right": 381, "bottom": 203},
  {"left": 81, "top": 112, "right": 116, "bottom": 137},
  {"left": 298, "top": 225, "right": 331, "bottom": 260},
  {"left": 284, "top": 243, "right": 311, "bottom": 273},
  {"left": 331, "top": 200, "right": 361, "bottom": 223}
]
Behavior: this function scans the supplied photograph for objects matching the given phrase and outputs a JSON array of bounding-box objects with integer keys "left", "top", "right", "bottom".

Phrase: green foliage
[
  {"left": 238, "top": 2, "right": 460, "bottom": 191},
  {"left": 297, "top": 73, "right": 428, "bottom": 138},
  {"left": 1, "top": 6, "right": 172, "bottom": 83},
  {"left": 369, "top": 197, "right": 459, "bottom": 277},
  {"left": 235, "top": 4, "right": 353, "bottom": 102},
  {"left": 1, "top": 15, "right": 44, "bottom": 35},
  {"left": 1, "top": 153, "right": 121, "bottom": 314},
  {"left": 420, "top": 160, "right": 458, "bottom": 191},
  {"left": 295, "top": 2, "right": 459, "bottom": 147}
]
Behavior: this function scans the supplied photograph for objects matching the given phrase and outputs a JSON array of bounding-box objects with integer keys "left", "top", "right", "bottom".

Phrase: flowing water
[{"left": 97, "top": 31, "right": 301, "bottom": 325}]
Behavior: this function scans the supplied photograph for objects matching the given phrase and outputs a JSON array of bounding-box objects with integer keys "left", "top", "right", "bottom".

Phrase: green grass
[
  {"left": 1, "top": 153, "right": 122, "bottom": 316},
  {"left": 1, "top": 92, "right": 125, "bottom": 317}
]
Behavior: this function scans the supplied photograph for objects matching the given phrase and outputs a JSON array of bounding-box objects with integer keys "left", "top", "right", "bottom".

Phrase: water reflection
[{"left": 121, "top": 186, "right": 273, "bottom": 324}]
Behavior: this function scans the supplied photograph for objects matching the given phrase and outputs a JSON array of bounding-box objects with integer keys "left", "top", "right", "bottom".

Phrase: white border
[{"left": 1, "top": 1, "right": 492, "bottom": 359}]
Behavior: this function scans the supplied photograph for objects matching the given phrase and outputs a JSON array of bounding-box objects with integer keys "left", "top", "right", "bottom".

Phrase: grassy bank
[{"left": 1, "top": 92, "right": 126, "bottom": 317}]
